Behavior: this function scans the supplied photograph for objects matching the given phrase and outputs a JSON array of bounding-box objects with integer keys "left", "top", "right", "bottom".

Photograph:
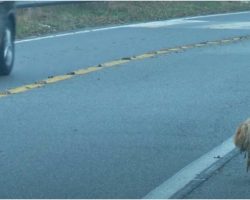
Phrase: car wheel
[{"left": 0, "top": 19, "right": 15, "bottom": 75}]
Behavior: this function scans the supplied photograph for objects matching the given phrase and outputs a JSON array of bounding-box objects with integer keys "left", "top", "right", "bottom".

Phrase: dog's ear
[{"left": 234, "top": 123, "right": 248, "bottom": 150}]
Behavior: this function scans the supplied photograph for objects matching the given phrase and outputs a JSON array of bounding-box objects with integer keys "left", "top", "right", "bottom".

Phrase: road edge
[
  {"left": 171, "top": 148, "right": 239, "bottom": 199},
  {"left": 143, "top": 136, "right": 237, "bottom": 199}
]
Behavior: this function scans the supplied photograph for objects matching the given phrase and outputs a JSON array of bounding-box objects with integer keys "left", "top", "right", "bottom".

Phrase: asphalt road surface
[
  {"left": 186, "top": 153, "right": 250, "bottom": 199},
  {"left": 1, "top": 11, "right": 250, "bottom": 198}
]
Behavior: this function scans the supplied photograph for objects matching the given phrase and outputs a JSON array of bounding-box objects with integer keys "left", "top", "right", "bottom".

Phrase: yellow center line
[
  {"left": 1, "top": 34, "right": 250, "bottom": 99},
  {"left": 133, "top": 53, "right": 156, "bottom": 60},
  {"left": 73, "top": 66, "right": 102, "bottom": 75},
  {"left": 44, "top": 74, "right": 74, "bottom": 84},
  {"left": 101, "top": 59, "right": 131, "bottom": 67}
]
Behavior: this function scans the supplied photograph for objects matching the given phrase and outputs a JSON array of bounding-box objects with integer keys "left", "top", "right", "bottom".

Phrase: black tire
[{"left": 0, "top": 19, "right": 15, "bottom": 75}]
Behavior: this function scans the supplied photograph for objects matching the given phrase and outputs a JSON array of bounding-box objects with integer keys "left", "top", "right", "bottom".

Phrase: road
[{"left": 1, "top": 11, "right": 250, "bottom": 198}]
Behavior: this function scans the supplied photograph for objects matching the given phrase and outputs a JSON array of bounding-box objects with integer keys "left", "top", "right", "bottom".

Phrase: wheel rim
[{"left": 3, "top": 28, "right": 13, "bottom": 67}]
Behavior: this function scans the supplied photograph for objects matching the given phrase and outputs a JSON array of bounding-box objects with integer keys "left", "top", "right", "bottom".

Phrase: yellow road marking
[
  {"left": 25, "top": 83, "right": 43, "bottom": 89},
  {"left": 221, "top": 39, "right": 232, "bottom": 43},
  {"left": 206, "top": 41, "right": 220, "bottom": 45},
  {"left": 45, "top": 74, "right": 74, "bottom": 84},
  {"left": 73, "top": 66, "right": 102, "bottom": 75},
  {"left": 133, "top": 53, "right": 156, "bottom": 60},
  {"left": 155, "top": 50, "right": 171, "bottom": 54},
  {"left": 168, "top": 48, "right": 182, "bottom": 51},
  {"left": 180, "top": 46, "right": 193, "bottom": 49},
  {"left": 101, "top": 60, "right": 130, "bottom": 67},
  {"left": 195, "top": 43, "right": 207, "bottom": 47},
  {"left": 0, "top": 35, "right": 250, "bottom": 99}
]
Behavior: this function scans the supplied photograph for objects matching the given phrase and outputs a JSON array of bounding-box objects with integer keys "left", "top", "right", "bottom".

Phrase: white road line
[
  {"left": 203, "top": 22, "right": 250, "bottom": 30},
  {"left": 187, "top": 10, "right": 250, "bottom": 20},
  {"left": 124, "top": 19, "right": 206, "bottom": 28},
  {"left": 15, "top": 19, "right": 204, "bottom": 44},
  {"left": 143, "top": 136, "right": 235, "bottom": 199},
  {"left": 15, "top": 25, "right": 126, "bottom": 44},
  {"left": 15, "top": 10, "right": 250, "bottom": 44}
]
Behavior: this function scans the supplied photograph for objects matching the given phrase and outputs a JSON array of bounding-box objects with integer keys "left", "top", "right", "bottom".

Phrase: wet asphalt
[
  {"left": 185, "top": 152, "right": 250, "bottom": 199},
  {"left": 1, "top": 11, "right": 250, "bottom": 198}
]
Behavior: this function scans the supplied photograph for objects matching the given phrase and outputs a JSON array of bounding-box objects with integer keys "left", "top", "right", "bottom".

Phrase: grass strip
[{"left": 16, "top": 1, "right": 250, "bottom": 39}]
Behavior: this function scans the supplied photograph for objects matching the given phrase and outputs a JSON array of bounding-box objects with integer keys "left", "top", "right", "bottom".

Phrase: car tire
[{"left": 0, "top": 18, "right": 15, "bottom": 75}]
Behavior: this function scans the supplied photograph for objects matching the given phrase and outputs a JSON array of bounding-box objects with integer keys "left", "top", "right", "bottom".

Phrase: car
[{"left": 0, "top": 1, "right": 15, "bottom": 75}]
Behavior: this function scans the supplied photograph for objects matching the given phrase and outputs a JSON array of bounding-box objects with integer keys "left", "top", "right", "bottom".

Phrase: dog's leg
[{"left": 247, "top": 151, "right": 250, "bottom": 172}]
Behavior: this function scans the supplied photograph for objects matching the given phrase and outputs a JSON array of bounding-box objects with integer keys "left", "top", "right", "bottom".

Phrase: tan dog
[{"left": 234, "top": 118, "right": 250, "bottom": 172}]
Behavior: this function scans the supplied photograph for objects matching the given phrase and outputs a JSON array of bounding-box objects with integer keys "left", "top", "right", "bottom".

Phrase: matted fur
[
  {"left": 234, "top": 118, "right": 250, "bottom": 151},
  {"left": 234, "top": 118, "right": 250, "bottom": 172}
]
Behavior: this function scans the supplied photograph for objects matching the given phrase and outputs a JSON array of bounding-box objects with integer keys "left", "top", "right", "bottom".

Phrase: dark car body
[{"left": 0, "top": 1, "right": 15, "bottom": 75}]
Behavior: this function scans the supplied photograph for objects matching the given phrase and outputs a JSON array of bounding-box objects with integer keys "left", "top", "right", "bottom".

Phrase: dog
[{"left": 234, "top": 118, "right": 250, "bottom": 172}]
